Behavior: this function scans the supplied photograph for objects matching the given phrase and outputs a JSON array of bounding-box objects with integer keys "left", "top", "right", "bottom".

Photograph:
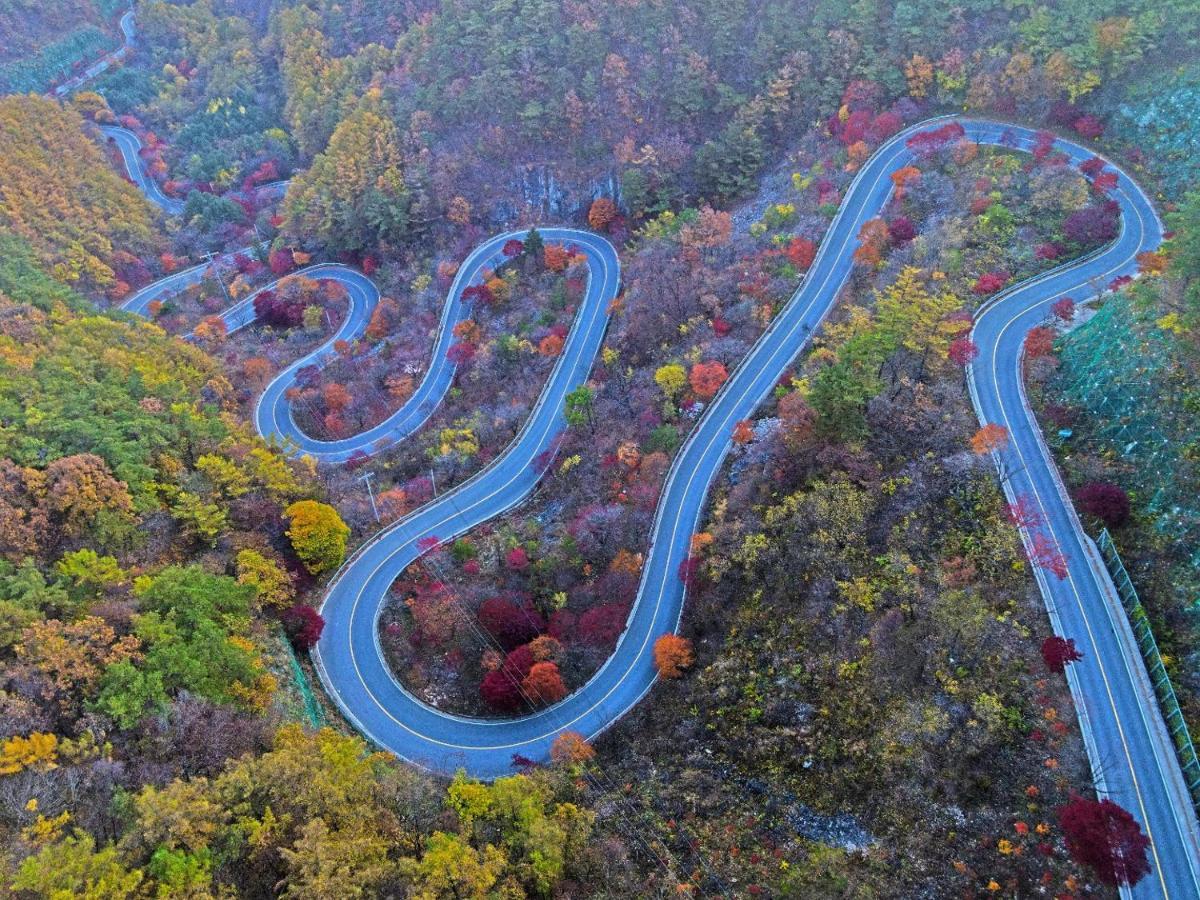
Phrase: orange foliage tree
[
  {"left": 681, "top": 206, "right": 733, "bottom": 249},
  {"left": 528, "top": 635, "right": 563, "bottom": 662},
  {"left": 550, "top": 731, "right": 596, "bottom": 765},
  {"left": 852, "top": 218, "right": 890, "bottom": 267},
  {"left": 970, "top": 423, "right": 1009, "bottom": 455},
  {"left": 890, "top": 165, "right": 921, "bottom": 198},
  {"left": 588, "top": 197, "right": 617, "bottom": 231},
  {"left": 544, "top": 244, "right": 570, "bottom": 272},
  {"left": 323, "top": 382, "right": 352, "bottom": 412},
  {"left": 522, "top": 661, "right": 567, "bottom": 704},
  {"left": 689, "top": 361, "right": 728, "bottom": 399},
  {"left": 193, "top": 316, "right": 228, "bottom": 344},
  {"left": 653, "top": 634, "right": 695, "bottom": 678}
]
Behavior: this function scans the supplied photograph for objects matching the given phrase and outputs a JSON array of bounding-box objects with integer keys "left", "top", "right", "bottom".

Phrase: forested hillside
[
  {"left": 0, "top": 180, "right": 632, "bottom": 899},
  {"left": 0, "top": 96, "right": 161, "bottom": 301}
]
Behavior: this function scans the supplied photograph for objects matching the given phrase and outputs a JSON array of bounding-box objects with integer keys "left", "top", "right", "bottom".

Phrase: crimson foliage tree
[
  {"left": 1073, "top": 114, "right": 1105, "bottom": 139},
  {"left": 282, "top": 604, "right": 325, "bottom": 651},
  {"left": 1076, "top": 482, "right": 1131, "bottom": 528},
  {"left": 888, "top": 215, "right": 916, "bottom": 245},
  {"left": 948, "top": 337, "right": 978, "bottom": 366},
  {"left": 503, "top": 645, "right": 534, "bottom": 677},
  {"left": 253, "top": 290, "right": 304, "bottom": 328},
  {"left": 480, "top": 666, "right": 524, "bottom": 711},
  {"left": 462, "top": 284, "right": 495, "bottom": 305},
  {"left": 268, "top": 249, "right": 294, "bottom": 276},
  {"left": 446, "top": 341, "right": 477, "bottom": 365},
  {"left": 905, "top": 122, "right": 964, "bottom": 154},
  {"left": 577, "top": 603, "right": 628, "bottom": 648},
  {"left": 1064, "top": 204, "right": 1119, "bottom": 245},
  {"left": 1051, "top": 297, "right": 1076, "bottom": 321},
  {"left": 1041, "top": 635, "right": 1083, "bottom": 673},
  {"left": 477, "top": 597, "right": 544, "bottom": 650},
  {"left": 973, "top": 271, "right": 1009, "bottom": 295},
  {"left": 1058, "top": 796, "right": 1151, "bottom": 887},
  {"left": 480, "top": 644, "right": 536, "bottom": 711}
]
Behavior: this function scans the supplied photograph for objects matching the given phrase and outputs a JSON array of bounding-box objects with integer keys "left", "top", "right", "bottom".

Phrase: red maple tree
[{"left": 1058, "top": 796, "right": 1150, "bottom": 887}]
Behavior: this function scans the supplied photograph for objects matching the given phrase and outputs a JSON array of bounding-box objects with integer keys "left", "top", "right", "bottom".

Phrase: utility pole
[{"left": 358, "top": 470, "right": 380, "bottom": 523}]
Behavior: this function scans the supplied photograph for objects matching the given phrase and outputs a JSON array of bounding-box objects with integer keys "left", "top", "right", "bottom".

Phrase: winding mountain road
[
  {"left": 104, "top": 103, "right": 1200, "bottom": 893},
  {"left": 101, "top": 124, "right": 186, "bottom": 214},
  {"left": 52, "top": 9, "right": 136, "bottom": 99}
]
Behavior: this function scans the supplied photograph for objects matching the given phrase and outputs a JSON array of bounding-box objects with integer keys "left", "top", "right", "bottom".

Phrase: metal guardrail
[{"left": 1097, "top": 528, "right": 1200, "bottom": 809}]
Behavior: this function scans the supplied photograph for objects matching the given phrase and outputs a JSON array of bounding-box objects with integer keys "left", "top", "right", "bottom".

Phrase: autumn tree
[
  {"left": 480, "top": 666, "right": 525, "bottom": 711},
  {"left": 732, "top": 420, "right": 755, "bottom": 444},
  {"left": 1024, "top": 326, "right": 1056, "bottom": 358},
  {"left": 1051, "top": 297, "right": 1077, "bottom": 321},
  {"left": 680, "top": 206, "right": 733, "bottom": 249},
  {"left": 689, "top": 361, "right": 728, "bottom": 400},
  {"left": 0, "top": 96, "right": 160, "bottom": 298},
  {"left": 654, "top": 363, "right": 687, "bottom": 399},
  {"left": 236, "top": 549, "right": 295, "bottom": 609},
  {"left": 283, "top": 604, "right": 325, "bottom": 651},
  {"left": 284, "top": 500, "right": 350, "bottom": 574},
  {"left": 11, "top": 833, "right": 145, "bottom": 899},
  {"left": 43, "top": 453, "right": 135, "bottom": 543},
  {"left": 653, "top": 634, "right": 694, "bottom": 678},
  {"left": 1076, "top": 482, "right": 1131, "bottom": 527},
  {"left": 1041, "top": 635, "right": 1083, "bottom": 673},
  {"left": 873, "top": 267, "right": 963, "bottom": 363},
  {"left": 1004, "top": 495, "right": 1043, "bottom": 530},
  {"left": 1058, "top": 796, "right": 1151, "bottom": 887},
  {"left": 544, "top": 244, "right": 570, "bottom": 273},
  {"left": 446, "top": 195, "right": 472, "bottom": 225},
  {"left": 1030, "top": 532, "right": 1069, "bottom": 579},
  {"left": 783, "top": 236, "right": 816, "bottom": 270},
  {"left": 852, "top": 218, "right": 890, "bottom": 267},
  {"left": 970, "top": 424, "right": 1009, "bottom": 455},
  {"left": 550, "top": 731, "right": 596, "bottom": 765},
  {"left": 478, "top": 598, "right": 544, "bottom": 650},
  {"left": 17, "top": 616, "right": 141, "bottom": 714},
  {"left": 948, "top": 336, "right": 978, "bottom": 366},
  {"left": 522, "top": 661, "right": 567, "bottom": 705},
  {"left": 587, "top": 197, "right": 617, "bottom": 231},
  {"left": 193, "top": 316, "right": 228, "bottom": 344}
]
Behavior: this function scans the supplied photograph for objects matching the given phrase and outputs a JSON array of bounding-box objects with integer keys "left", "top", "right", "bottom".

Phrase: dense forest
[{"left": 0, "top": 0, "right": 1197, "bottom": 895}]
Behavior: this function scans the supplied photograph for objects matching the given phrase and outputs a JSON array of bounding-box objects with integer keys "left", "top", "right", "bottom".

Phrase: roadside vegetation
[{"left": 1031, "top": 192, "right": 1200, "bottom": 735}]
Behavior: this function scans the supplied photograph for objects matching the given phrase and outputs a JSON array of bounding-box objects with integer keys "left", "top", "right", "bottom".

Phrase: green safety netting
[{"left": 1055, "top": 295, "right": 1200, "bottom": 569}]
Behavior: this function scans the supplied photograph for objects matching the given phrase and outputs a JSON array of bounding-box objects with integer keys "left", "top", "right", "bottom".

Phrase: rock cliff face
[{"left": 502, "top": 165, "right": 621, "bottom": 222}]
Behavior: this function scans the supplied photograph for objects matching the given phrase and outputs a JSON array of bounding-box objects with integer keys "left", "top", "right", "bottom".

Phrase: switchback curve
[
  {"left": 309, "top": 117, "right": 1199, "bottom": 897},
  {"left": 105, "top": 107, "right": 1200, "bottom": 895}
]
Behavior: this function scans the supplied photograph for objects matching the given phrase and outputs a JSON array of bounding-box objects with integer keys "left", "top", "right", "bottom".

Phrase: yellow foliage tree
[{"left": 0, "top": 732, "right": 59, "bottom": 776}]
